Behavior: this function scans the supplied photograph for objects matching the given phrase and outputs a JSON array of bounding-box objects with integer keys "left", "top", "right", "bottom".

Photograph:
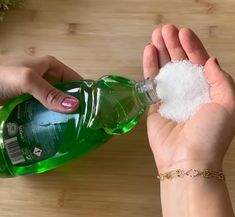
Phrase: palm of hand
[{"left": 143, "top": 25, "right": 235, "bottom": 172}]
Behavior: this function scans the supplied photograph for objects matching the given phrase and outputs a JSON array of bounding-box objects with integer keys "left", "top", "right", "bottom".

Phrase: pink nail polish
[{"left": 61, "top": 97, "right": 79, "bottom": 109}]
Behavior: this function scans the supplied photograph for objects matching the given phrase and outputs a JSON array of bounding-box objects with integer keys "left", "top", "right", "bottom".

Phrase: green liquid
[{"left": 0, "top": 75, "right": 146, "bottom": 177}]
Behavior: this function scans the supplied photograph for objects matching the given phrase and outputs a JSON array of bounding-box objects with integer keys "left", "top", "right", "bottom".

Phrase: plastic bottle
[{"left": 0, "top": 75, "right": 158, "bottom": 177}]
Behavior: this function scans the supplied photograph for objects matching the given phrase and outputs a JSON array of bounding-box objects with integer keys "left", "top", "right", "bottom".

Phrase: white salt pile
[{"left": 155, "top": 60, "right": 211, "bottom": 123}]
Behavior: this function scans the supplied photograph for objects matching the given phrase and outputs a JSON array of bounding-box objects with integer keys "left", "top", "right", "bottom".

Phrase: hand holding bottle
[
  {"left": 0, "top": 55, "right": 81, "bottom": 112},
  {"left": 0, "top": 55, "right": 156, "bottom": 177}
]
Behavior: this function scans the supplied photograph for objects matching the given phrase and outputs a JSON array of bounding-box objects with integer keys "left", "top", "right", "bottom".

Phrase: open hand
[{"left": 143, "top": 24, "right": 235, "bottom": 172}]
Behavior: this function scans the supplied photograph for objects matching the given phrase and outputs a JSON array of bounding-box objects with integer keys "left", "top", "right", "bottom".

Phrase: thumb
[
  {"left": 204, "top": 57, "right": 235, "bottom": 113},
  {"left": 204, "top": 57, "right": 225, "bottom": 85},
  {"left": 23, "top": 73, "right": 79, "bottom": 113}
]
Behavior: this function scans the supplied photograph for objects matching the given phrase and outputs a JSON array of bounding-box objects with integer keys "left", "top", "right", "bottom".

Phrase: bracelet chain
[{"left": 157, "top": 169, "right": 225, "bottom": 181}]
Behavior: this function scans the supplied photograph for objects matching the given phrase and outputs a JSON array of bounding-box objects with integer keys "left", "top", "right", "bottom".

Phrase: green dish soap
[{"left": 0, "top": 75, "right": 158, "bottom": 177}]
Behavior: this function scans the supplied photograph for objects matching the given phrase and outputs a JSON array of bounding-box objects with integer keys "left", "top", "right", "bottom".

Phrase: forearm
[{"left": 160, "top": 177, "right": 234, "bottom": 217}]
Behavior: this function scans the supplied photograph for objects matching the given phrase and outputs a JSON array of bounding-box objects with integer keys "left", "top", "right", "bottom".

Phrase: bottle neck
[{"left": 135, "top": 78, "right": 159, "bottom": 106}]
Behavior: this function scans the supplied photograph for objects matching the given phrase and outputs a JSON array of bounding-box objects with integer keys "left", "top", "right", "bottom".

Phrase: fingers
[
  {"left": 205, "top": 58, "right": 235, "bottom": 113},
  {"left": 150, "top": 24, "right": 188, "bottom": 117},
  {"left": 204, "top": 58, "right": 224, "bottom": 85},
  {"left": 152, "top": 24, "right": 209, "bottom": 66},
  {"left": 152, "top": 24, "right": 187, "bottom": 66},
  {"left": 38, "top": 56, "right": 82, "bottom": 83},
  {"left": 152, "top": 27, "right": 171, "bottom": 67},
  {"left": 143, "top": 44, "right": 159, "bottom": 78},
  {"left": 179, "top": 28, "right": 209, "bottom": 65},
  {"left": 48, "top": 56, "right": 82, "bottom": 81},
  {"left": 161, "top": 24, "right": 187, "bottom": 60},
  {"left": 143, "top": 43, "right": 160, "bottom": 114},
  {"left": 0, "top": 56, "right": 82, "bottom": 82},
  {"left": 21, "top": 70, "right": 79, "bottom": 113},
  {"left": 23, "top": 56, "right": 81, "bottom": 113}
]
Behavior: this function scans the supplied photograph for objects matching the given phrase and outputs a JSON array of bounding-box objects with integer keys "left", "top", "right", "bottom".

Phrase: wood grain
[{"left": 0, "top": 0, "right": 234, "bottom": 216}]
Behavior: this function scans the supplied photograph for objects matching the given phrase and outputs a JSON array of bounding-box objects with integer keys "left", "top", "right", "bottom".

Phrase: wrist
[
  {"left": 154, "top": 157, "right": 224, "bottom": 174},
  {"left": 157, "top": 169, "right": 225, "bottom": 181},
  {"left": 160, "top": 171, "right": 226, "bottom": 194},
  {"left": 159, "top": 170, "right": 233, "bottom": 217}
]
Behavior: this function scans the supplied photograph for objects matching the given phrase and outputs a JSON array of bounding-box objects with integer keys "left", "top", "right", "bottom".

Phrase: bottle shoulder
[{"left": 90, "top": 75, "right": 146, "bottom": 135}]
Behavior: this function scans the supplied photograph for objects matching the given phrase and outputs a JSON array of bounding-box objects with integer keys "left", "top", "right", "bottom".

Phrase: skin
[
  {"left": 0, "top": 55, "right": 82, "bottom": 113},
  {"left": 0, "top": 25, "right": 235, "bottom": 216},
  {"left": 143, "top": 24, "right": 235, "bottom": 217}
]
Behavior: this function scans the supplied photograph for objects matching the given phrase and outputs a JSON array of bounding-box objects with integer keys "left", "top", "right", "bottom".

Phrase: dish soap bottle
[{"left": 0, "top": 75, "right": 158, "bottom": 177}]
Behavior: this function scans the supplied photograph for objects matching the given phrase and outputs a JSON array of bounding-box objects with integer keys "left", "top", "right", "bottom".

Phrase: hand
[
  {"left": 143, "top": 24, "right": 235, "bottom": 172},
  {"left": 0, "top": 56, "right": 82, "bottom": 113}
]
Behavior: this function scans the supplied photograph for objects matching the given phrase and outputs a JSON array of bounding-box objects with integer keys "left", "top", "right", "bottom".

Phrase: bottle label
[{"left": 3, "top": 99, "right": 69, "bottom": 166}]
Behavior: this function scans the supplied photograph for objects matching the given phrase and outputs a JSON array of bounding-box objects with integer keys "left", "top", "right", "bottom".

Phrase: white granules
[{"left": 155, "top": 60, "right": 211, "bottom": 123}]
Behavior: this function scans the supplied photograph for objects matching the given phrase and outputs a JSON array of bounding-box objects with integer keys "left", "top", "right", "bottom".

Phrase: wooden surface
[{"left": 0, "top": 0, "right": 235, "bottom": 216}]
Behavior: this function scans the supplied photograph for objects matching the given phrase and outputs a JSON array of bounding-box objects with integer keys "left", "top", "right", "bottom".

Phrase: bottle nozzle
[{"left": 135, "top": 78, "right": 159, "bottom": 106}]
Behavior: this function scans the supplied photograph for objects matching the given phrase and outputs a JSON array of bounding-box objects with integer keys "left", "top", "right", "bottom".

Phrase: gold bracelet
[{"left": 157, "top": 169, "right": 225, "bottom": 181}]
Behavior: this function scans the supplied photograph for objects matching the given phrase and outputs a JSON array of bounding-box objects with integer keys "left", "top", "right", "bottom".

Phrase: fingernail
[
  {"left": 214, "top": 58, "right": 220, "bottom": 67},
  {"left": 61, "top": 97, "right": 79, "bottom": 109}
]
